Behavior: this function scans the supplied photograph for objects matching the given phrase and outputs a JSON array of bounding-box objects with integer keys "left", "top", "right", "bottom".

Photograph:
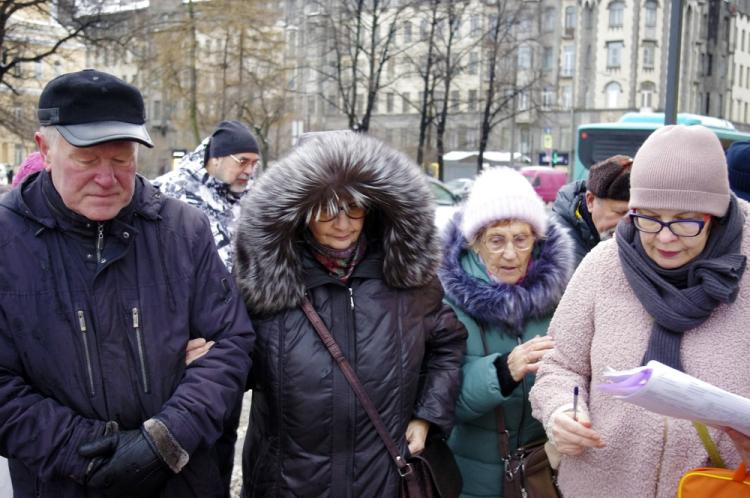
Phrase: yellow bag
[{"left": 677, "top": 463, "right": 750, "bottom": 497}]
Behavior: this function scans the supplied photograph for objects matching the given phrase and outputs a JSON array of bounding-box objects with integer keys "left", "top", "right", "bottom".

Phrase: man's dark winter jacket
[
  {"left": 0, "top": 171, "right": 254, "bottom": 497},
  {"left": 234, "top": 132, "right": 467, "bottom": 498},
  {"left": 550, "top": 180, "right": 599, "bottom": 266}
]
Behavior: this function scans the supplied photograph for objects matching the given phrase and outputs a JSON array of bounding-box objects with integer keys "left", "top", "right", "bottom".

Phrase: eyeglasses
[
  {"left": 629, "top": 212, "right": 710, "bottom": 237},
  {"left": 482, "top": 233, "right": 535, "bottom": 253},
  {"left": 316, "top": 203, "right": 367, "bottom": 222},
  {"left": 229, "top": 154, "right": 258, "bottom": 169}
]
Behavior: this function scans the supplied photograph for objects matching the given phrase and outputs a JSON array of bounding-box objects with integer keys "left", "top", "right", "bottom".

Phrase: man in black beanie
[
  {"left": 551, "top": 155, "right": 632, "bottom": 266},
  {"left": 154, "top": 120, "right": 260, "bottom": 271}
]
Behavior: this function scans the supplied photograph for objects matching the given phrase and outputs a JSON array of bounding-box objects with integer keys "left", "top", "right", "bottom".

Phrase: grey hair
[{"left": 38, "top": 125, "right": 139, "bottom": 159}]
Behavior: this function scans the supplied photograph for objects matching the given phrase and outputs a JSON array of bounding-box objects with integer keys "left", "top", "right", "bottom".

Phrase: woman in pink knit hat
[
  {"left": 530, "top": 124, "right": 750, "bottom": 498},
  {"left": 11, "top": 151, "right": 44, "bottom": 187}
]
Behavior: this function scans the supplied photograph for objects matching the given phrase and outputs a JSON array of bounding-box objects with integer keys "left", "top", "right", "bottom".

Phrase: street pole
[{"left": 664, "top": 0, "right": 683, "bottom": 125}]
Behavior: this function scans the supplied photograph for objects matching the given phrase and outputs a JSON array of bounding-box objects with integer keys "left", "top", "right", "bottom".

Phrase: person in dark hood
[
  {"left": 234, "top": 130, "right": 467, "bottom": 498},
  {"left": 0, "top": 69, "right": 254, "bottom": 497},
  {"left": 551, "top": 155, "right": 631, "bottom": 266},
  {"left": 726, "top": 141, "right": 750, "bottom": 202},
  {"left": 439, "top": 167, "right": 574, "bottom": 497}
]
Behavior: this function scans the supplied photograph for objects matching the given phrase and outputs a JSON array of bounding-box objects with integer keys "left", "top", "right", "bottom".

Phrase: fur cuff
[{"left": 143, "top": 418, "right": 189, "bottom": 473}]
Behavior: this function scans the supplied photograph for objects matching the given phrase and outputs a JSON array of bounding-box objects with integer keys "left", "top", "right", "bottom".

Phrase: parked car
[
  {"left": 428, "top": 177, "right": 462, "bottom": 231},
  {"left": 520, "top": 166, "right": 568, "bottom": 203},
  {"left": 445, "top": 177, "right": 474, "bottom": 200}
]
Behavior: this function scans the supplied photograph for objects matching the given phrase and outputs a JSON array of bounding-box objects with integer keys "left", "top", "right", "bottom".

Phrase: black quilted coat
[{"left": 235, "top": 132, "right": 467, "bottom": 498}]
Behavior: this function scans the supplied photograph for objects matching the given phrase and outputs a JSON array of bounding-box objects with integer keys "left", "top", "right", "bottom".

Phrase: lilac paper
[{"left": 595, "top": 368, "right": 653, "bottom": 397}]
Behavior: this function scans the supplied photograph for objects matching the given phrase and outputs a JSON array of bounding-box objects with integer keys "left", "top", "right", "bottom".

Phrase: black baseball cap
[{"left": 37, "top": 69, "right": 154, "bottom": 148}]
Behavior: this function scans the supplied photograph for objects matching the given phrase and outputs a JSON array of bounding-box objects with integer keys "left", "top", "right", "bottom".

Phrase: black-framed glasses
[
  {"left": 229, "top": 154, "right": 258, "bottom": 169},
  {"left": 316, "top": 203, "right": 367, "bottom": 222},
  {"left": 629, "top": 212, "right": 710, "bottom": 237}
]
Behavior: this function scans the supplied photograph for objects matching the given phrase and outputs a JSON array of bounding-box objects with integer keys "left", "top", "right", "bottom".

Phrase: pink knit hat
[
  {"left": 460, "top": 166, "right": 547, "bottom": 240},
  {"left": 629, "top": 125, "right": 730, "bottom": 217},
  {"left": 12, "top": 152, "right": 45, "bottom": 187}
]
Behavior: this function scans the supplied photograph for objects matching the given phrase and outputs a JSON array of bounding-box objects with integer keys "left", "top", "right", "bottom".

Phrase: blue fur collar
[{"left": 439, "top": 212, "right": 574, "bottom": 333}]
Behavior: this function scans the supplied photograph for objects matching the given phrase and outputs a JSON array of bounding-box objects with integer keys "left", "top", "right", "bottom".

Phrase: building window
[
  {"left": 470, "top": 15, "right": 481, "bottom": 37},
  {"left": 468, "top": 90, "right": 478, "bottom": 112},
  {"left": 518, "top": 91, "right": 529, "bottom": 111},
  {"left": 607, "top": 41, "right": 624, "bottom": 68},
  {"left": 153, "top": 100, "right": 161, "bottom": 121},
  {"left": 640, "top": 81, "right": 656, "bottom": 109},
  {"left": 541, "top": 87, "right": 555, "bottom": 110},
  {"left": 517, "top": 46, "right": 532, "bottom": 70},
  {"left": 562, "top": 85, "right": 573, "bottom": 110},
  {"left": 404, "top": 21, "right": 412, "bottom": 43},
  {"left": 543, "top": 47, "right": 554, "bottom": 71},
  {"left": 420, "top": 18, "right": 429, "bottom": 41},
  {"left": 565, "top": 6, "right": 576, "bottom": 30},
  {"left": 609, "top": 1, "right": 625, "bottom": 28},
  {"left": 468, "top": 51, "right": 479, "bottom": 75},
  {"left": 643, "top": 43, "right": 655, "bottom": 69},
  {"left": 606, "top": 81, "right": 622, "bottom": 107},
  {"left": 402, "top": 92, "right": 411, "bottom": 113},
  {"left": 387, "top": 92, "right": 395, "bottom": 113},
  {"left": 645, "top": 1, "right": 657, "bottom": 27},
  {"left": 562, "top": 45, "right": 575, "bottom": 76},
  {"left": 450, "top": 90, "right": 460, "bottom": 110}
]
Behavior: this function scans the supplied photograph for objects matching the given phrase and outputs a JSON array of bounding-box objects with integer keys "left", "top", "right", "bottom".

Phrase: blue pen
[{"left": 573, "top": 386, "right": 579, "bottom": 421}]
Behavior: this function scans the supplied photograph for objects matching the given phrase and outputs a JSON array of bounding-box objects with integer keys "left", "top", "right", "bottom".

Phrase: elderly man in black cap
[
  {"left": 0, "top": 69, "right": 254, "bottom": 497},
  {"left": 551, "top": 155, "right": 632, "bottom": 266},
  {"left": 154, "top": 120, "right": 260, "bottom": 271}
]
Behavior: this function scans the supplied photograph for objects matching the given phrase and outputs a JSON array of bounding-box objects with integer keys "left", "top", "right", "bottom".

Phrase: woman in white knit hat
[
  {"left": 529, "top": 124, "right": 750, "bottom": 498},
  {"left": 439, "top": 166, "right": 574, "bottom": 498}
]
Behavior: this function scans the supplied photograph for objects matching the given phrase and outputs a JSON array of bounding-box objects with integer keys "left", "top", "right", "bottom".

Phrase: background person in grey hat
[
  {"left": 0, "top": 69, "right": 255, "bottom": 497},
  {"left": 530, "top": 125, "right": 750, "bottom": 498},
  {"left": 153, "top": 120, "right": 260, "bottom": 272},
  {"left": 551, "top": 155, "right": 632, "bottom": 267}
]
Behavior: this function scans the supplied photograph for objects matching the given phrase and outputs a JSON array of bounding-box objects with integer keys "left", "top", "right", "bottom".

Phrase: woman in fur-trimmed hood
[
  {"left": 234, "top": 131, "right": 467, "bottom": 498},
  {"left": 438, "top": 167, "right": 574, "bottom": 498}
]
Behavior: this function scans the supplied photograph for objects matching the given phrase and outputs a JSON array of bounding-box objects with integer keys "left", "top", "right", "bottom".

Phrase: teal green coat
[{"left": 439, "top": 216, "right": 574, "bottom": 498}]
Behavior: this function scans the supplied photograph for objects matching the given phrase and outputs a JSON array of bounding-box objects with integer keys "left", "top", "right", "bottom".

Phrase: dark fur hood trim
[
  {"left": 234, "top": 132, "right": 440, "bottom": 314},
  {"left": 439, "top": 211, "right": 574, "bottom": 332}
]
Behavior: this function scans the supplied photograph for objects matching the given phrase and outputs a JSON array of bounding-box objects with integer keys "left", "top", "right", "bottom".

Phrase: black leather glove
[{"left": 79, "top": 426, "right": 170, "bottom": 497}]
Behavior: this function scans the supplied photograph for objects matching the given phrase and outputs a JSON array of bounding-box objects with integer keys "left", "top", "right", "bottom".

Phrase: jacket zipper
[
  {"left": 348, "top": 287, "right": 355, "bottom": 310},
  {"left": 77, "top": 310, "right": 96, "bottom": 397},
  {"left": 132, "top": 307, "right": 151, "bottom": 393},
  {"left": 96, "top": 223, "right": 104, "bottom": 263}
]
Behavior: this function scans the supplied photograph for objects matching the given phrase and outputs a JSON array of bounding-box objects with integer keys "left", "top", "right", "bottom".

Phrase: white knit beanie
[
  {"left": 460, "top": 167, "right": 547, "bottom": 241},
  {"left": 630, "top": 125, "right": 730, "bottom": 217}
]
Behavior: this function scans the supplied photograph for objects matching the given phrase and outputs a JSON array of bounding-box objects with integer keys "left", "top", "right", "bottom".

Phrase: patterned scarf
[
  {"left": 305, "top": 230, "right": 367, "bottom": 283},
  {"left": 616, "top": 196, "right": 746, "bottom": 371}
]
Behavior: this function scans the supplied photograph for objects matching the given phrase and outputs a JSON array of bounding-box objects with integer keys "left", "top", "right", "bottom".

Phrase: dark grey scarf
[{"left": 616, "top": 196, "right": 747, "bottom": 371}]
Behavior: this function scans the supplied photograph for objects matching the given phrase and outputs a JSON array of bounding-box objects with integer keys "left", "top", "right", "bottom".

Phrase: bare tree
[
  {"left": 433, "top": 1, "right": 471, "bottom": 180},
  {"left": 0, "top": 0, "right": 120, "bottom": 139},
  {"left": 476, "top": 0, "right": 543, "bottom": 173},
  {"left": 310, "top": 0, "right": 408, "bottom": 132},
  {"left": 412, "top": 0, "right": 440, "bottom": 167}
]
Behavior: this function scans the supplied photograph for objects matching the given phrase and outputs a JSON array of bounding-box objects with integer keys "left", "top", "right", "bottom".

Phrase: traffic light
[{"left": 551, "top": 150, "right": 558, "bottom": 166}]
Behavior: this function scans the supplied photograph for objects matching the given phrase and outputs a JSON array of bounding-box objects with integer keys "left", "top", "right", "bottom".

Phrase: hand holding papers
[{"left": 596, "top": 360, "right": 750, "bottom": 436}]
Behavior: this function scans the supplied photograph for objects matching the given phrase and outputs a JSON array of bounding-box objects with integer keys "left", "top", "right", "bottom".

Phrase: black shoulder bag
[{"left": 301, "top": 297, "right": 462, "bottom": 498}]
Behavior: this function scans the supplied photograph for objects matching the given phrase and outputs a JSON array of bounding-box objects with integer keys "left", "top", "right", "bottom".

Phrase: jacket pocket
[
  {"left": 76, "top": 310, "right": 96, "bottom": 397},
  {"left": 131, "top": 306, "right": 151, "bottom": 394}
]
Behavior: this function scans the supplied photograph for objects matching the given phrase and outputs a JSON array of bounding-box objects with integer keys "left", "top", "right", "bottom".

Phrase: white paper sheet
[{"left": 596, "top": 360, "right": 750, "bottom": 436}]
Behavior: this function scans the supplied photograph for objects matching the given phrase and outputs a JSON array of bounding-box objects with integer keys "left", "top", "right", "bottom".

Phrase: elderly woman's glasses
[
  {"left": 483, "top": 233, "right": 535, "bottom": 253},
  {"left": 629, "top": 212, "right": 710, "bottom": 237},
  {"left": 316, "top": 203, "right": 367, "bottom": 222}
]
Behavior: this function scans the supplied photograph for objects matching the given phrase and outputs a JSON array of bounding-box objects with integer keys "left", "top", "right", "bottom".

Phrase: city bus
[{"left": 573, "top": 112, "right": 750, "bottom": 180}]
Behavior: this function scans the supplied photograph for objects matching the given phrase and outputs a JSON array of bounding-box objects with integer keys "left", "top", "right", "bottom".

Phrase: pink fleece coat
[{"left": 530, "top": 199, "right": 750, "bottom": 498}]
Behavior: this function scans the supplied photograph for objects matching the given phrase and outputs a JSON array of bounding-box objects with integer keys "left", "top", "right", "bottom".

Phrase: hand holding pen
[{"left": 548, "top": 385, "right": 606, "bottom": 456}]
